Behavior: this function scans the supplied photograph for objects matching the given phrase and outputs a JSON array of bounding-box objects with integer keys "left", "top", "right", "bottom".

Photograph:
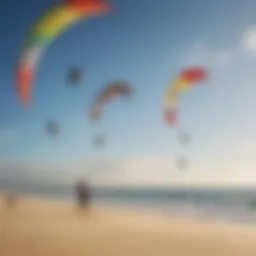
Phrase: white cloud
[
  {"left": 69, "top": 149, "right": 256, "bottom": 187},
  {"left": 182, "top": 42, "right": 208, "bottom": 66},
  {"left": 1, "top": 148, "right": 256, "bottom": 188},
  {"left": 182, "top": 25, "right": 256, "bottom": 67},
  {"left": 242, "top": 27, "right": 256, "bottom": 54},
  {"left": 211, "top": 50, "right": 237, "bottom": 67},
  {"left": 182, "top": 42, "right": 239, "bottom": 69}
]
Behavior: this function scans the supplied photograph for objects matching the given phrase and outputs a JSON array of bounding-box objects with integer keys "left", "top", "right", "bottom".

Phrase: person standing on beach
[{"left": 75, "top": 179, "right": 90, "bottom": 216}]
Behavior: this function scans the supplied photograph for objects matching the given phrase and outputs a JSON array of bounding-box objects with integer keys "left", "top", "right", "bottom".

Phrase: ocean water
[
  {"left": 2, "top": 182, "right": 256, "bottom": 225},
  {"left": 93, "top": 188, "right": 256, "bottom": 225}
]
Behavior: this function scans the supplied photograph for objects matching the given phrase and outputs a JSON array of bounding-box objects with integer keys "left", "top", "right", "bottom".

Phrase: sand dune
[{"left": 1, "top": 195, "right": 256, "bottom": 256}]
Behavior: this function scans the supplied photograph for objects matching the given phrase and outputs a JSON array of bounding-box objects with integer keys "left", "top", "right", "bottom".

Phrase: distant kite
[
  {"left": 67, "top": 67, "right": 82, "bottom": 86},
  {"left": 178, "top": 132, "right": 191, "bottom": 145},
  {"left": 46, "top": 120, "right": 60, "bottom": 136},
  {"left": 93, "top": 134, "right": 106, "bottom": 148},
  {"left": 89, "top": 81, "right": 134, "bottom": 121}
]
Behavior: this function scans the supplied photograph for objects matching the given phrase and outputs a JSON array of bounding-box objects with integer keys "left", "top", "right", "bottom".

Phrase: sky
[{"left": 0, "top": 0, "right": 256, "bottom": 187}]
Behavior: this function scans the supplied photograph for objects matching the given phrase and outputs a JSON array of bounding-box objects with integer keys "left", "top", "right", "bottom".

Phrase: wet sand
[{"left": 1, "top": 195, "right": 256, "bottom": 256}]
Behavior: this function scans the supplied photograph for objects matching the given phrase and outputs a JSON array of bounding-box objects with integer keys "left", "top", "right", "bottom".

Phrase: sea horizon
[{"left": 1, "top": 180, "right": 256, "bottom": 226}]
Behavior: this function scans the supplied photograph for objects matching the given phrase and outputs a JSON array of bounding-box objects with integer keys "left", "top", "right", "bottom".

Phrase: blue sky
[{"left": 0, "top": 0, "right": 256, "bottom": 186}]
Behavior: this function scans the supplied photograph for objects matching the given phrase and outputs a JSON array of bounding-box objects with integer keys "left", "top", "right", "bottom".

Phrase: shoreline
[{"left": 2, "top": 192, "right": 256, "bottom": 228}]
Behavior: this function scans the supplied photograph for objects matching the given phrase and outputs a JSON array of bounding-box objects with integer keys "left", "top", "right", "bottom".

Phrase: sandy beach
[{"left": 1, "top": 195, "right": 256, "bottom": 256}]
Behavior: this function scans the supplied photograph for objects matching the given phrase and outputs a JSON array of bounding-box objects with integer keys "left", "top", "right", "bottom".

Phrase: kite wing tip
[
  {"left": 65, "top": 0, "right": 112, "bottom": 14},
  {"left": 164, "top": 109, "right": 177, "bottom": 126},
  {"left": 16, "top": 67, "right": 31, "bottom": 107},
  {"left": 92, "top": 0, "right": 112, "bottom": 14}
]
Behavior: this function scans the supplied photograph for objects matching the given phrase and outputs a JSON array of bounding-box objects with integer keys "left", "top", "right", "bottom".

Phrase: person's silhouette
[{"left": 75, "top": 179, "right": 90, "bottom": 216}]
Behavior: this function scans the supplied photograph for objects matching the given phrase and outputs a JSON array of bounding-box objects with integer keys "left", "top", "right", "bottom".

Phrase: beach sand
[{"left": 1, "top": 195, "right": 256, "bottom": 256}]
